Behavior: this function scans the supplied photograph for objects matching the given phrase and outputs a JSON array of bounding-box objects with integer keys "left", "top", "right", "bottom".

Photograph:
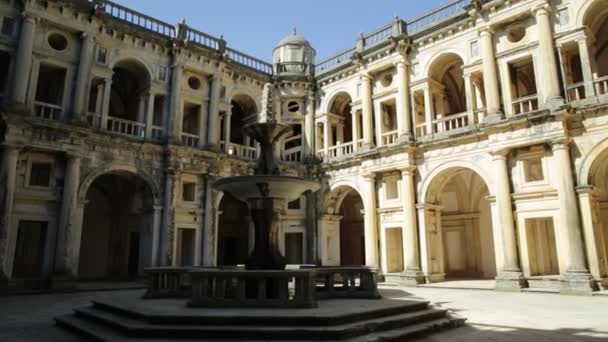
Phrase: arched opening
[
  {"left": 423, "top": 53, "right": 470, "bottom": 134},
  {"left": 222, "top": 94, "right": 258, "bottom": 159},
  {"left": 217, "top": 193, "right": 250, "bottom": 266},
  {"left": 588, "top": 147, "right": 608, "bottom": 278},
  {"left": 318, "top": 92, "right": 356, "bottom": 160},
  {"left": 78, "top": 171, "right": 154, "bottom": 281},
  {"left": 425, "top": 167, "right": 496, "bottom": 280},
  {"left": 109, "top": 60, "right": 150, "bottom": 121},
  {"left": 339, "top": 190, "right": 365, "bottom": 265},
  {"left": 582, "top": 1, "right": 608, "bottom": 95}
]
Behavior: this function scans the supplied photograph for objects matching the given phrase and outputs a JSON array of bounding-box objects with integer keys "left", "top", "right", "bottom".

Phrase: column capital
[
  {"left": 362, "top": 172, "right": 376, "bottom": 182},
  {"left": 490, "top": 148, "right": 510, "bottom": 160},
  {"left": 550, "top": 137, "right": 572, "bottom": 152},
  {"left": 21, "top": 13, "right": 38, "bottom": 24},
  {"left": 575, "top": 185, "right": 596, "bottom": 196},
  {"left": 532, "top": 3, "right": 551, "bottom": 16},
  {"left": 478, "top": 26, "right": 496, "bottom": 37},
  {"left": 360, "top": 73, "right": 372, "bottom": 82},
  {"left": 400, "top": 166, "right": 416, "bottom": 177}
]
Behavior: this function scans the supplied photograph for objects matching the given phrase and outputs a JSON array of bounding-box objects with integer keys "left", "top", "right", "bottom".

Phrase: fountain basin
[{"left": 213, "top": 175, "right": 320, "bottom": 203}]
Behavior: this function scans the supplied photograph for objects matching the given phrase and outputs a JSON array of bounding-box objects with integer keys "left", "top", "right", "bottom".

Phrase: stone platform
[{"left": 55, "top": 292, "right": 464, "bottom": 341}]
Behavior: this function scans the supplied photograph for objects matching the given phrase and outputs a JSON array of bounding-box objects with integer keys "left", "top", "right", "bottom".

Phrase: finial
[
  {"left": 181, "top": 18, "right": 186, "bottom": 25},
  {"left": 292, "top": 25, "right": 297, "bottom": 35}
]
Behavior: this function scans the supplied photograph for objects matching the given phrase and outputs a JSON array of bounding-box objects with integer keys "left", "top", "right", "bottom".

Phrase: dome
[{"left": 275, "top": 28, "right": 312, "bottom": 49}]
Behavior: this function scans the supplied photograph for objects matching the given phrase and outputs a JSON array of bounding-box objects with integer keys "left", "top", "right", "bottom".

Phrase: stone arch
[
  {"left": 324, "top": 89, "right": 354, "bottom": 114},
  {"left": 324, "top": 180, "right": 364, "bottom": 214},
  {"left": 422, "top": 49, "right": 467, "bottom": 80},
  {"left": 108, "top": 57, "right": 155, "bottom": 84},
  {"left": 421, "top": 165, "right": 497, "bottom": 280},
  {"left": 228, "top": 90, "right": 261, "bottom": 115},
  {"left": 76, "top": 168, "right": 158, "bottom": 280},
  {"left": 108, "top": 58, "right": 153, "bottom": 122},
  {"left": 78, "top": 164, "right": 160, "bottom": 204},
  {"left": 420, "top": 160, "right": 494, "bottom": 204},
  {"left": 577, "top": 0, "right": 608, "bottom": 29}
]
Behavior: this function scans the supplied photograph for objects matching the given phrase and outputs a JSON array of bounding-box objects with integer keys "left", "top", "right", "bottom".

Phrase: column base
[
  {"left": 560, "top": 272, "right": 597, "bottom": 296},
  {"left": 547, "top": 96, "right": 567, "bottom": 112},
  {"left": 424, "top": 272, "right": 445, "bottom": 283},
  {"left": 205, "top": 144, "right": 223, "bottom": 153},
  {"left": 360, "top": 143, "right": 376, "bottom": 152},
  {"left": 495, "top": 271, "right": 527, "bottom": 291},
  {"left": 398, "top": 270, "right": 426, "bottom": 286},
  {"left": 480, "top": 111, "right": 504, "bottom": 125},
  {"left": 396, "top": 133, "right": 414, "bottom": 144}
]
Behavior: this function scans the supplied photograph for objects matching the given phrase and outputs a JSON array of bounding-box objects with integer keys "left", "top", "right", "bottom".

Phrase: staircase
[{"left": 55, "top": 296, "right": 465, "bottom": 341}]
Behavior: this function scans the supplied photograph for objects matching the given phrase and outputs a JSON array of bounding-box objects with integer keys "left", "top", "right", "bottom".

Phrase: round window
[
  {"left": 188, "top": 76, "right": 201, "bottom": 90},
  {"left": 381, "top": 73, "right": 393, "bottom": 87},
  {"left": 287, "top": 101, "right": 300, "bottom": 113},
  {"left": 507, "top": 26, "right": 526, "bottom": 43},
  {"left": 48, "top": 33, "right": 68, "bottom": 51}
]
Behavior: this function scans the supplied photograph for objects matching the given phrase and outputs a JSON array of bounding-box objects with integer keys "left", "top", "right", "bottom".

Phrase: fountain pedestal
[{"left": 246, "top": 198, "right": 286, "bottom": 270}]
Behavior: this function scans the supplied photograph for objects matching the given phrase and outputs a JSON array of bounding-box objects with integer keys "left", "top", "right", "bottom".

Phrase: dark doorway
[{"left": 13, "top": 221, "right": 47, "bottom": 278}]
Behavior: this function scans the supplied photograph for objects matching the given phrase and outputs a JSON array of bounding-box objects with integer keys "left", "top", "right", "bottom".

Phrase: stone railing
[
  {"left": 189, "top": 269, "right": 317, "bottom": 308},
  {"left": 566, "top": 82, "right": 587, "bottom": 102},
  {"left": 594, "top": 75, "right": 608, "bottom": 96},
  {"left": 276, "top": 62, "right": 309, "bottom": 75},
  {"left": 226, "top": 48, "right": 273, "bottom": 75},
  {"left": 143, "top": 267, "right": 193, "bottom": 299},
  {"left": 512, "top": 94, "right": 539, "bottom": 115},
  {"left": 432, "top": 112, "right": 469, "bottom": 134},
  {"left": 181, "top": 132, "right": 199, "bottom": 147},
  {"left": 282, "top": 146, "right": 302, "bottom": 162},
  {"left": 183, "top": 25, "right": 222, "bottom": 51},
  {"left": 328, "top": 142, "right": 354, "bottom": 160},
  {"left": 150, "top": 126, "right": 163, "bottom": 140},
  {"left": 93, "top": 0, "right": 175, "bottom": 37},
  {"left": 313, "top": 267, "right": 381, "bottom": 300},
  {"left": 106, "top": 116, "right": 146, "bottom": 139},
  {"left": 361, "top": 23, "right": 394, "bottom": 47},
  {"left": 228, "top": 142, "right": 257, "bottom": 160},
  {"left": 33, "top": 101, "right": 62, "bottom": 121},
  {"left": 316, "top": 47, "right": 356, "bottom": 74},
  {"left": 381, "top": 130, "right": 399, "bottom": 145},
  {"left": 407, "top": 0, "right": 469, "bottom": 34},
  {"left": 416, "top": 123, "right": 429, "bottom": 137}
]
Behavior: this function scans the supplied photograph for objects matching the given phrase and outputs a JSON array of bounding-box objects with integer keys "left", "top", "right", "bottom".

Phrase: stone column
[
  {"left": 160, "top": 170, "right": 177, "bottom": 266},
  {"left": 206, "top": 73, "right": 222, "bottom": 149},
  {"left": 362, "top": 173, "right": 379, "bottom": 267},
  {"left": 577, "top": 37, "right": 597, "bottom": 99},
  {"left": 0, "top": 145, "right": 19, "bottom": 280},
  {"left": 576, "top": 186, "right": 601, "bottom": 281},
  {"left": 100, "top": 76, "right": 112, "bottom": 130},
  {"left": 361, "top": 74, "right": 374, "bottom": 149},
  {"left": 202, "top": 176, "right": 217, "bottom": 267},
  {"left": 396, "top": 61, "right": 413, "bottom": 141},
  {"left": 150, "top": 205, "right": 162, "bottom": 267},
  {"left": 54, "top": 154, "right": 81, "bottom": 276},
  {"left": 322, "top": 120, "right": 330, "bottom": 161},
  {"left": 400, "top": 167, "right": 424, "bottom": 285},
  {"left": 71, "top": 33, "right": 95, "bottom": 122},
  {"left": 197, "top": 105, "right": 206, "bottom": 148},
  {"left": 304, "top": 91, "right": 315, "bottom": 157},
  {"left": 145, "top": 93, "right": 156, "bottom": 139},
  {"left": 492, "top": 151, "right": 525, "bottom": 290},
  {"left": 534, "top": 5, "right": 564, "bottom": 109},
  {"left": 351, "top": 109, "right": 360, "bottom": 153},
  {"left": 464, "top": 73, "right": 475, "bottom": 124},
  {"left": 479, "top": 29, "right": 502, "bottom": 120},
  {"left": 223, "top": 112, "right": 232, "bottom": 154},
  {"left": 12, "top": 15, "right": 36, "bottom": 110},
  {"left": 423, "top": 85, "right": 434, "bottom": 135},
  {"left": 168, "top": 64, "right": 183, "bottom": 143},
  {"left": 551, "top": 140, "right": 595, "bottom": 294}
]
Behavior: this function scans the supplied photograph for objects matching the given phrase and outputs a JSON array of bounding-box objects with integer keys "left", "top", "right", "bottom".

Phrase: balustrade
[
  {"left": 566, "top": 82, "right": 587, "bottom": 102},
  {"left": 226, "top": 48, "right": 273, "bottom": 75},
  {"left": 408, "top": 0, "right": 468, "bottom": 34},
  {"left": 313, "top": 267, "right": 381, "bottom": 300},
  {"left": 512, "top": 95, "right": 539, "bottom": 115},
  {"left": 416, "top": 123, "right": 429, "bottom": 137},
  {"left": 106, "top": 116, "right": 146, "bottom": 139},
  {"left": 181, "top": 132, "right": 199, "bottom": 147},
  {"left": 94, "top": 0, "right": 175, "bottom": 37},
  {"left": 144, "top": 267, "right": 193, "bottom": 299},
  {"left": 227, "top": 142, "right": 257, "bottom": 160},
  {"left": 327, "top": 142, "right": 354, "bottom": 160},
  {"left": 34, "top": 101, "right": 62, "bottom": 121},
  {"left": 282, "top": 146, "right": 302, "bottom": 162},
  {"left": 432, "top": 112, "right": 469, "bottom": 134},
  {"left": 595, "top": 76, "right": 608, "bottom": 96},
  {"left": 150, "top": 126, "right": 163, "bottom": 140},
  {"left": 381, "top": 130, "right": 399, "bottom": 146}
]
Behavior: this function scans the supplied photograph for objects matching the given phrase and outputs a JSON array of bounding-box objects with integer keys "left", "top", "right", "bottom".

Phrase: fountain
[{"left": 55, "top": 84, "right": 464, "bottom": 340}]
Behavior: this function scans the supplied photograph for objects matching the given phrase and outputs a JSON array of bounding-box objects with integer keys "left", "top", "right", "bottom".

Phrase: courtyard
[{"left": 0, "top": 287, "right": 606, "bottom": 341}]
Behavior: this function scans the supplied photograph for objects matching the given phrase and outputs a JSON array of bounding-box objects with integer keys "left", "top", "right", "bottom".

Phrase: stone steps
[{"left": 55, "top": 298, "right": 465, "bottom": 341}]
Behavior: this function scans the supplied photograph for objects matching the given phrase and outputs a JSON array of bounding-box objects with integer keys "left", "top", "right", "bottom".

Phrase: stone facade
[{"left": 0, "top": 0, "right": 607, "bottom": 295}]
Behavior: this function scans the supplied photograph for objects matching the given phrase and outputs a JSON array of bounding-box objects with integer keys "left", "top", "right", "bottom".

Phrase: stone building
[{"left": 0, "top": 0, "right": 607, "bottom": 295}]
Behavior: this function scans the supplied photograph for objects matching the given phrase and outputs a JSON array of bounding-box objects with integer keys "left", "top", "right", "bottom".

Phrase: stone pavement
[{"left": 0, "top": 287, "right": 606, "bottom": 341}]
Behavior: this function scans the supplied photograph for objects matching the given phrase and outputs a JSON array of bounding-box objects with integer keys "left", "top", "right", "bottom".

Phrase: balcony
[
  {"left": 181, "top": 132, "right": 199, "bottom": 147},
  {"left": 282, "top": 146, "right": 302, "bottom": 162},
  {"left": 595, "top": 76, "right": 608, "bottom": 96},
  {"left": 106, "top": 117, "right": 146, "bottom": 139},
  {"left": 327, "top": 142, "right": 355, "bottom": 161},
  {"left": 34, "top": 101, "right": 62, "bottom": 121},
  {"left": 432, "top": 112, "right": 469, "bottom": 134},
  {"left": 512, "top": 95, "right": 539, "bottom": 116},
  {"left": 220, "top": 141, "right": 258, "bottom": 160},
  {"left": 381, "top": 130, "right": 398, "bottom": 146},
  {"left": 566, "top": 82, "right": 587, "bottom": 102}
]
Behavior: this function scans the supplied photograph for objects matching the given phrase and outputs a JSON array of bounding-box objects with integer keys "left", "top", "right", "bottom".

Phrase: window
[
  {"left": 1, "top": 17, "right": 14, "bottom": 36},
  {"left": 380, "top": 73, "right": 393, "bottom": 87},
  {"left": 287, "top": 101, "right": 300, "bottom": 113},
  {"left": 288, "top": 198, "right": 301, "bottom": 210},
  {"left": 47, "top": 33, "right": 68, "bottom": 51},
  {"left": 470, "top": 40, "right": 479, "bottom": 58},
  {"left": 507, "top": 26, "right": 526, "bottom": 43},
  {"left": 558, "top": 8, "right": 569, "bottom": 26},
  {"left": 523, "top": 158, "right": 544, "bottom": 182},
  {"left": 385, "top": 178, "right": 398, "bottom": 200},
  {"left": 0, "top": 51, "right": 9, "bottom": 96},
  {"left": 97, "top": 47, "right": 107, "bottom": 64},
  {"left": 188, "top": 76, "right": 201, "bottom": 90},
  {"left": 29, "top": 162, "right": 52, "bottom": 187},
  {"left": 158, "top": 66, "right": 167, "bottom": 81},
  {"left": 182, "top": 182, "right": 196, "bottom": 202}
]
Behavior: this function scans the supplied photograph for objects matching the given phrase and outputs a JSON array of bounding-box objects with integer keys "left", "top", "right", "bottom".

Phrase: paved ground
[{"left": 0, "top": 287, "right": 606, "bottom": 341}]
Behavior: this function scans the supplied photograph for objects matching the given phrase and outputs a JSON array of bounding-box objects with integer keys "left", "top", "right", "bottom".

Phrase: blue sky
[{"left": 113, "top": 0, "right": 449, "bottom": 62}]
